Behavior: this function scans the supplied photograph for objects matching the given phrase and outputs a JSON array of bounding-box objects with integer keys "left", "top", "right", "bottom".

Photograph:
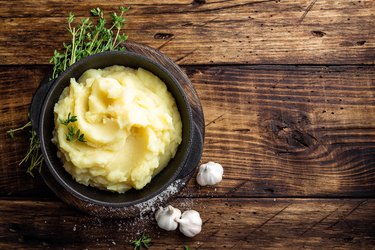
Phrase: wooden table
[{"left": 1, "top": 1, "right": 374, "bottom": 249}]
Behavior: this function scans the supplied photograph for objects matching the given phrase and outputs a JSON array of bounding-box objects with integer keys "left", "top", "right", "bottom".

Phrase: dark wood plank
[
  {"left": 0, "top": 0, "right": 374, "bottom": 65},
  {"left": 0, "top": 66, "right": 50, "bottom": 196},
  {"left": 0, "top": 198, "right": 374, "bottom": 249},
  {"left": 186, "top": 65, "right": 375, "bottom": 198},
  {"left": 1, "top": 65, "right": 375, "bottom": 197}
]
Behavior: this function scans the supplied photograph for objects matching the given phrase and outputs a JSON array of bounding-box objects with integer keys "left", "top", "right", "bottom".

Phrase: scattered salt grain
[{"left": 134, "top": 179, "right": 184, "bottom": 218}]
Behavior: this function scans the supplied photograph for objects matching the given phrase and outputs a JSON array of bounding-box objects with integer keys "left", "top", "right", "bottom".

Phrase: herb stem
[
  {"left": 63, "top": 46, "right": 68, "bottom": 72},
  {"left": 6, "top": 121, "right": 32, "bottom": 138},
  {"left": 70, "top": 27, "right": 76, "bottom": 65},
  {"left": 78, "top": 22, "right": 85, "bottom": 51},
  {"left": 93, "top": 38, "right": 104, "bottom": 54},
  {"left": 112, "top": 27, "right": 121, "bottom": 48},
  {"left": 87, "top": 30, "right": 100, "bottom": 55}
]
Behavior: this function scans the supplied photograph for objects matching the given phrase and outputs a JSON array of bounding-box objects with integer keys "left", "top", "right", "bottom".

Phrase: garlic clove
[
  {"left": 196, "top": 161, "right": 224, "bottom": 186},
  {"left": 175, "top": 210, "right": 202, "bottom": 237},
  {"left": 155, "top": 205, "right": 181, "bottom": 231}
]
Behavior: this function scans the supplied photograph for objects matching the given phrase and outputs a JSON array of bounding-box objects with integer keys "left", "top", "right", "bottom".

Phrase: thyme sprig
[
  {"left": 6, "top": 121, "right": 43, "bottom": 177},
  {"left": 50, "top": 7, "right": 129, "bottom": 79},
  {"left": 60, "top": 113, "right": 86, "bottom": 143},
  {"left": 131, "top": 233, "right": 151, "bottom": 250},
  {"left": 66, "top": 125, "right": 86, "bottom": 143},
  {"left": 59, "top": 112, "right": 77, "bottom": 125},
  {"left": 7, "top": 7, "right": 129, "bottom": 176},
  {"left": 22, "top": 130, "right": 44, "bottom": 177},
  {"left": 66, "top": 126, "right": 86, "bottom": 142}
]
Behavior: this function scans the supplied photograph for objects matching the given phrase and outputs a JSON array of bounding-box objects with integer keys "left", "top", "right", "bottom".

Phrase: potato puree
[{"left": 53, "top": 65, "right": 182, "bottom": 193}]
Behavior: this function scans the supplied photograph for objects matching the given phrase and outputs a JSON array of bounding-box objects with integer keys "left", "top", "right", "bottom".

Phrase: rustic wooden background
[{"left": 1, "top": 0, "right": 374, "bottom": 249}]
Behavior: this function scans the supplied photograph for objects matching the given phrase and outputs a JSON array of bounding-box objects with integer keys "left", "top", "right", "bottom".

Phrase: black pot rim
[{"left": 38, "top": 50, "right": 194, "bottom": 207}]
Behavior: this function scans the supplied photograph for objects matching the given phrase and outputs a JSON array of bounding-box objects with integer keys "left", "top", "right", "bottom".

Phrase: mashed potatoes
[{"left": 53, "top": 66, "right": 182, "bottom": 193}]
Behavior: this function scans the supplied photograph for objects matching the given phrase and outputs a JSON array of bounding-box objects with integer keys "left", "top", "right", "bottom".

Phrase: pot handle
[
  {"left": 177, "top": 123, "right": 204, "bottom": 179},
  {"left": 30, "top": 78, "right": 54, "bottom": 135}
]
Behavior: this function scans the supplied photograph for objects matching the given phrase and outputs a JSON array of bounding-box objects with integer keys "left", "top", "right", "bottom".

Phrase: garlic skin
[
  {"left": 196, "top": 161, "right": 224, "bottom": 186},
  {"left": 155, "top": 205, "right": 181, "bottom": 231},
  {"left": 175, "top": 210, "right": 202, "bottom": 237}
]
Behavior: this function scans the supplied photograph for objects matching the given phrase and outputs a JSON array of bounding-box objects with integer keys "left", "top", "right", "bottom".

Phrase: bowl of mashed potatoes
[{"left": 30, "top": 50, "right": 203, "bottom": 210}]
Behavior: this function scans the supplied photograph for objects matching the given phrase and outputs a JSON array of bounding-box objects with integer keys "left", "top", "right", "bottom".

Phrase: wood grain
[
  {"left": 2, "top": 0, "right": 375, "bottom": 248},
  {"left": 0, "top": 198, "right": 374, "bottom": 249},
  {"left": 1, "top": 0, "right": 374, "bottom": 65},
  {"left": 1, "top": 65, "right": 374, "bottom": 197}
]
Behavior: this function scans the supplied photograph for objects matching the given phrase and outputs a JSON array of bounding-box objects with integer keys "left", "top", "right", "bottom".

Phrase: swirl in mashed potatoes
[{"left": 53, "top": 65, "right": 182, "bottom": 193}]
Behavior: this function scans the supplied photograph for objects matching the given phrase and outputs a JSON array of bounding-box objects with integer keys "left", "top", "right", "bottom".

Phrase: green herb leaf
[
  {"left": 184, "top": 246, "right": 191, "bottom": 250},
  {"left": 60, "top": 112, "right": 77, "bottom": 125},
  {"left": 131, "top": 233, "right": 151, "bottom": 250},
  {"left": 119, "top": 6, "right": 130, "bottom": 12},
  {"left": 77, "top": 133, "right": 86, "bottom": 142},
  {"left": 66, "top": 125, "right": 76, "bottom": 141},
  {"left": 68, "top": 12, "right": 74, "bottom": 24},
  {"left": 90, "top": 7, "right": 103, "bottom": 18}
]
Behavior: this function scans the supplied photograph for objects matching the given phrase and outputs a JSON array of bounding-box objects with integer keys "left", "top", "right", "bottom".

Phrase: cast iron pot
[{"left": 30, "top": 50, "right": 203, "bottom": 210}]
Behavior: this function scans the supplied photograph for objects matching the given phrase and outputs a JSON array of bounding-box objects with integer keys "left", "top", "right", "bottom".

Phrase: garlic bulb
[
  {"left": 175, "top": 210, "right": 202, "bottom": 237},
  {"left": 196, "top": 161, "right": 223, "bottom": 186},
  {"left": 155, "top": 205, "right": 181, "bottom": 231}
]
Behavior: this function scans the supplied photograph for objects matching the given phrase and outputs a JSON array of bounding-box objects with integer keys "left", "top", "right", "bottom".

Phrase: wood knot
[
  {"left": 340, "top": 40, "right": 366, "bottom": 47},
  {"left": 192, "top": 0, "right": 206, "bottom": 6},
  {"left": 260, "top": 110, "right": 318, "bottom": 152},
  {"left": 153, "top": 33, "right": 174, "bottom": 40},
  {"left": 271, "top": 121, "right": 317, "bottom": 148},
  {"left": 263, "top": 188, "right": 275, "bottom": 194},
  {"left": 311, "top": 30, "right": 326, "bottom": 37},
  {"left": 356, "top": 40, "right": 366, "bottom": 46}
]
